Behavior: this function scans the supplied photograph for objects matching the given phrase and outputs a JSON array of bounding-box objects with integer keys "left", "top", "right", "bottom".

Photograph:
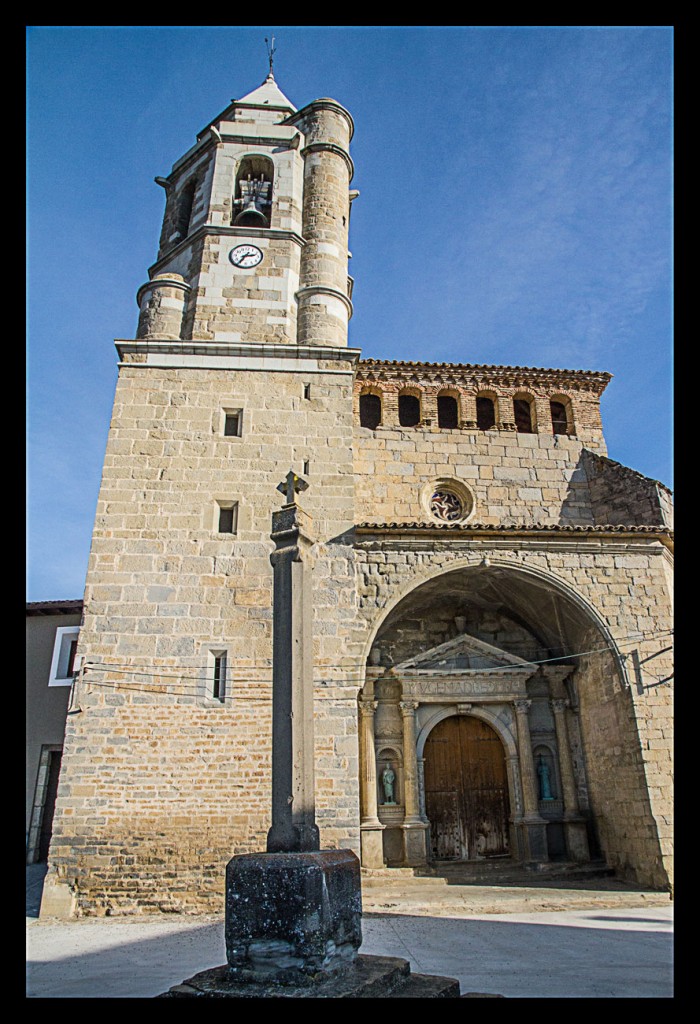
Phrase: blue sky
[{"left": 27, "top": 26, "right": 673, "bottom": 600}]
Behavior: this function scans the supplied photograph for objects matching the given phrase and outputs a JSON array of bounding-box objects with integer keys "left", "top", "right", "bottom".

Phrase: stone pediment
[{"left": 393, "top": 632, "right": 536, "bottom": 674}]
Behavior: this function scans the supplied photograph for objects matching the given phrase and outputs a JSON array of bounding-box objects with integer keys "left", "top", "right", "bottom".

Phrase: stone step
[
  {"left": 361, "top": 860, "right": 615, "bottom": 888},
  {"left": 386, "top": 972, "right": 462, "bottom": 998}
]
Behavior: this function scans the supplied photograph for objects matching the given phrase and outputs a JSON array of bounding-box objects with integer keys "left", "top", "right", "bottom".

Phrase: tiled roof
[
  {"left": 26, "top": 599, "right": 83, "bottom": 616},
  {"left": 358, "top": 358, "right": 612, "bottom": 379},
  {"left": 355, "top": 522, "right": 671, "bottom": 534}
]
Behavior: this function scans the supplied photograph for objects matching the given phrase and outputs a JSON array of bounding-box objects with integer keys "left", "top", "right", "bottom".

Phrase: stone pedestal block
[
  {"left": 517, "top": 819, "right": 549, "bottom": 862},
  {"left": 564, "top": 819, "right": 591, "bottom": 862},
  {"left": 225, "top": 849, "right": 362, "bottom": 986},
  {"left": 360, "top": 825, "right": 385, "bottom": 868},
  {"left": 403, "top": 822, "right": 430, "bottom": 866}
]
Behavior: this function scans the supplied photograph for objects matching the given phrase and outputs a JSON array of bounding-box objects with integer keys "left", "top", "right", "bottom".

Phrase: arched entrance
[{"left": 424, "top": 715, "right": 510, "bottom": 861}]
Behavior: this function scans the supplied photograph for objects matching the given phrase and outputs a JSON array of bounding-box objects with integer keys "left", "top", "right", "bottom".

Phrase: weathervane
[{"left": 264, "top": 34, "right": 276, "bottom": 78}]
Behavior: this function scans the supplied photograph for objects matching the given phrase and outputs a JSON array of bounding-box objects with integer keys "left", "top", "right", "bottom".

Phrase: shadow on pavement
[{"left": 27, "top": 909, "right": 673, "bottom": 999}]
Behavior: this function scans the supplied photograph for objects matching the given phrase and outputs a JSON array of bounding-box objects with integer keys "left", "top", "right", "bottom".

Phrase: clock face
[{"left": 229, "top": 244, "right": 263, "bottom": 269}]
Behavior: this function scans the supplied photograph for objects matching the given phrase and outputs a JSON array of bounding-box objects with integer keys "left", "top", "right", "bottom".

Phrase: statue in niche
[
  {"left": 381, "top": 766, "right": 396, "bottom": 804},
  {"left": 537, "top": 756, "right": 554, "bottom": 800}
]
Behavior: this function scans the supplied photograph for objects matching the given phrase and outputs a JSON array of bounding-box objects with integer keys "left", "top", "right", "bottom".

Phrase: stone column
[
  {"left": 417, "top": 757, "right": 428, "bottom": 823},
  {"left": 225, "top": 487, "right": 362, "bottom": 985},
  {"left": 551, "top": 699, "right": 590, "bottom": 862},
  {"left": 399, "top": 700, "right": 429, "bottom": 866},
  {"left": 358, "top": 699, "right": 384, "bottom": 868},
  {"left": 513, "top": 699, "right": 548, "bottom": 862},
  {"left": 266, "top": 502, "right": 319, "bottom": 853},
  {"left": 292, "top": 99, "right": 355, "bottom": 348}
]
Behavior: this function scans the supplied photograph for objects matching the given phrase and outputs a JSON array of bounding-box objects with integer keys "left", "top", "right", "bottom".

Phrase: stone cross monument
[
  {"left": 158, "top": 473, "right": 462, "bottom": 994},
  {"left": 223, "top": 472, "right": 363, "bottom": 986}
]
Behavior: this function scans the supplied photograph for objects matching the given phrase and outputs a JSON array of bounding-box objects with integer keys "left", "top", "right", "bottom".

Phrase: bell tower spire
[{"left": 134, "top": 69, "right": 355, "bottom": 350}]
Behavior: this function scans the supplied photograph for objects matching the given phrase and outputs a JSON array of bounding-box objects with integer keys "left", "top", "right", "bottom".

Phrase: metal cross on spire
[
  {"left": 277, "top": 469, "right": 309, "bottom": 506},
  {"left": 264, "top": 34, "right": 276, "bottom": 78}
]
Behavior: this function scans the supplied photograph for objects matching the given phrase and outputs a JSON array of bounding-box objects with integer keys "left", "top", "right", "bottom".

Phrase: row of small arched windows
[{"left": 359, "top": 392, "right": 572, "bottom": 435}]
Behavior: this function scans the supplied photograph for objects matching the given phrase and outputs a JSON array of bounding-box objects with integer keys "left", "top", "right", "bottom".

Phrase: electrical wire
[{"left": 77, "top": 625, "right": 673, "bottom": 699}]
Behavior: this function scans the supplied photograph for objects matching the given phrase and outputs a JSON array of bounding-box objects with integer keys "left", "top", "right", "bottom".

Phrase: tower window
[
  {"left": 359, "top": 392, "right": 382, "bottom": 429},
  {"left": 437, "top": 394, "right": 459, "bottom": 429},
  {"left": 476, "top": 397, "right": 496, "bottom": 430},
  {"left": 216, "top": 501, "right": 238, "bottom": 534},
  {"left": 514, "top": 398, "right": 534, "bottom": 433},
  {"left": 223, "top": 411, "right": 242, "bottom": 437},
  {"left": 174, "top": 178, "right": 197, "bottom": 240},
  {"left": 303, "top": 383, "right": 311, "bottom": 400},
  {"left": 398, "top": 394, "right": 421, "bottom": 427},
  {"left": 233, "top": 156, "right": 274, "bottom": 228},
  {"left": 551, "top": 401, "right": 569, "bottom": 435}
]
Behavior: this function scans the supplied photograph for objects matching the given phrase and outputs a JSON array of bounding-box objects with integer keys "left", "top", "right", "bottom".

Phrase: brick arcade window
[
  {"left": 437, "top": 395, "right": 459, "bottom": 429},
  {"left": 398, "top": 394, "right": 421, "bottom": 427},
  {"left": 359, "top": 392, "right": 382, "bottom": 429},
  {"left": 551, "top": 401, "right": 569, "bottom": 435},
  {"left": 476, "top": 397, "right": 496, "bottom": 430},
  {"left": 513, "top": 399, "right": 534, "bottom": 433}
]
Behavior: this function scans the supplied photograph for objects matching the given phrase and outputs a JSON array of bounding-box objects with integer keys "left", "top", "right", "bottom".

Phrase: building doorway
[
  {"left": 424, "top": 715, "right": 510, "bottom": 861},
  {"left": 27, "top": 747, "right": 63, "bottom": 864}
]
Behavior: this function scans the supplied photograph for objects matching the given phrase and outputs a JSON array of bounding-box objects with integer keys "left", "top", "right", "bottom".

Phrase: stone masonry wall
[
  {"left": 354, "top": 426, "right": 596, "bottom": 526},
  {"left": 582, "top": 449, "right": 674, "bottom": 528},
  {"left": 45, "top": 361, "right": 363, "bottom": 915}
]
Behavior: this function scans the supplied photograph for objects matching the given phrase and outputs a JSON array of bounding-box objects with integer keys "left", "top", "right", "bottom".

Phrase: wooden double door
[{"left": 424, "top": 715, "right": 511, "bottom": 861}]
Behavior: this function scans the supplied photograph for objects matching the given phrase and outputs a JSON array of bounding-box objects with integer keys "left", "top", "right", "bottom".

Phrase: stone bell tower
[
  {"left": 136, "top": 71, "right": 356, "bottom": 348},
  {"left": 41, "top": 71, "right": 364, "bottom": 918}
]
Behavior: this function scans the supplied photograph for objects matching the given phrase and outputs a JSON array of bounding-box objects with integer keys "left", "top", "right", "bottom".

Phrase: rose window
[{"left": 430, "top": 490, "right": 464, "bottom": 522}]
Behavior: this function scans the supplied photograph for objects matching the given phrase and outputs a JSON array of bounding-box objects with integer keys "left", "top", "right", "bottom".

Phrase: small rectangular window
[
  {"left": 213, "top": 653, "right": 227, "bottom": 703},
  {"left": 48, "top": 626, "right": 81, "bottom": 687},
  {"left": 303, "top": 460, "right": 310, "bottom": 475},
  {"left": 224, "top": 411, "right": 242, "bottom": 437},
  {"left": 217, "top": 501, "right": 238, "bottom": 534},
  {"left": 66, "top": 639, "right": 78, "bottom": 678},
  {"left": 303, "top": 383, "right": 311, "bottom": 400}
]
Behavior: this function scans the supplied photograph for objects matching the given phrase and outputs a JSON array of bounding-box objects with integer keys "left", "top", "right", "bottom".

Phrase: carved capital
[
  {"left": 550, "top": 699, "right": 570, "bottom": 714},
  {"left": 399, "top": 700, "right": 420, "bottom": 716},
  {"left": 358, "top": 700, "right": 378, "bottom": 718},
  {"left": 513, "top": 699, "right": 532, "bottom": 714}
]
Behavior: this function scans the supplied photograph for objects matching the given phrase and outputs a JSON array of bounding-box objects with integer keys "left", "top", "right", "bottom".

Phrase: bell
[
  {"left": 234, "top": 196, "right": 268, "bottom": 227},
  {"left": 234, "top": 176, "right": 271, "bottom": 227}
]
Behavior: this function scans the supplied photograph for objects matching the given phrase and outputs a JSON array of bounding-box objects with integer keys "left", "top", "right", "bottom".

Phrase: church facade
[{"left": 41, "top": 73, "right": 673, "bottom": 918}]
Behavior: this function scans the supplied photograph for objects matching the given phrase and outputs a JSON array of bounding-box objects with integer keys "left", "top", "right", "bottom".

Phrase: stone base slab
[{"left": 158, "top": 955, "right": 462, "bottom": 998}]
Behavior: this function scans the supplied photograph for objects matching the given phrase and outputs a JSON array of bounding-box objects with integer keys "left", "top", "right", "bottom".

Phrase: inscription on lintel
[{"left": 401, "top": 677, "right": 527, "bottom": 699}]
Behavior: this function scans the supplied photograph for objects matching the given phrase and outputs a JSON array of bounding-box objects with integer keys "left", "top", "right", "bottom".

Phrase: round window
[
  {"left": 430, "top": 490, "right": 464, "bottom": 522},
  {"left": 422, "top": 478, "right": 474, "bottom": 524}
]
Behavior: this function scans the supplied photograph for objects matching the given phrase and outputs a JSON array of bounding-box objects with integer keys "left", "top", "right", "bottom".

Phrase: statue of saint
[
  {"left": 537, "top": 756, "right": 554, "bottom": 800},
  {"left": 381, "top": 766, "right": 396, "bottom": 804}
]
